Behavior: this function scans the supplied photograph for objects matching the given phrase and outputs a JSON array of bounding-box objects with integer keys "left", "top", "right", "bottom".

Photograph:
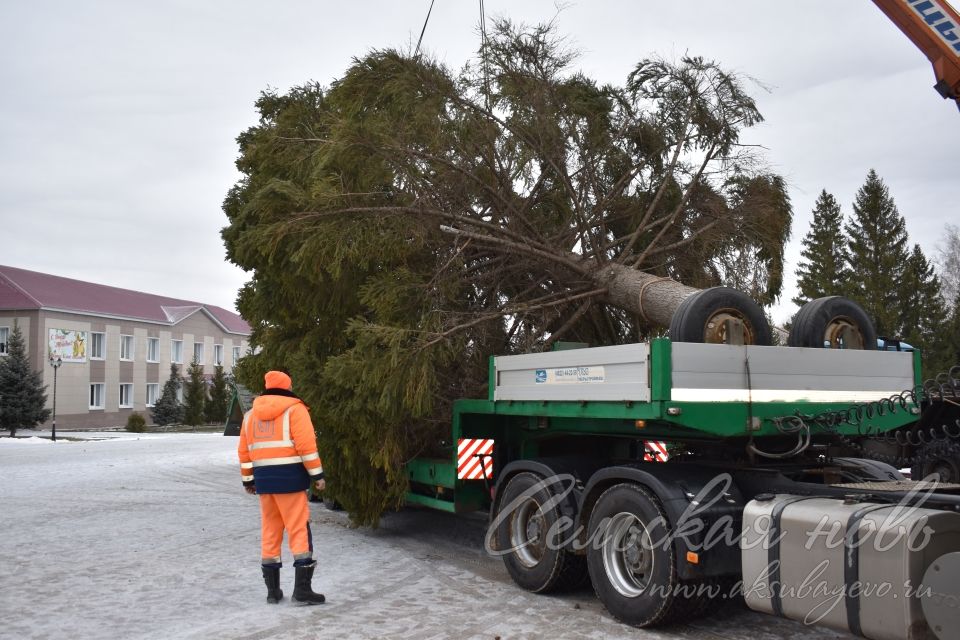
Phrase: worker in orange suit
[{"left": 238, "top": 370, "right": 326, "bottom": 605}]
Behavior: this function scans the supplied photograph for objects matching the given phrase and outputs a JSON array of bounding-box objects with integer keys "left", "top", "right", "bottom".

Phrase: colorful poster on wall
[{"left": 48, "top": 328, "right": 87, "bottom": 363}]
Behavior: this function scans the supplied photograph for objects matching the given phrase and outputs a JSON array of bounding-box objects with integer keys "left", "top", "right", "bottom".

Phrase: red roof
[{"left": 0, "top": 265, "right": 250, "bottom": 335}]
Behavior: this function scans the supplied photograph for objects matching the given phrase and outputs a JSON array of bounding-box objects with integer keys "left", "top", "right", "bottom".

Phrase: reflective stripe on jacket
[{"left": 237, "top": 393, "right": 323, "bottom": 494}]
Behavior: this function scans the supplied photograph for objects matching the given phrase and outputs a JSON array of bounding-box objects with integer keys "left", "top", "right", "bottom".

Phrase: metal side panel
[
  {"left": 742, "top": 494, "right": 960, "bottom": 640},
  {"left": 671, "top": 343, "right": 915, "bottom": 403},
  {"left": 494, "top": 343, "right": 650, "bottom": 402}
]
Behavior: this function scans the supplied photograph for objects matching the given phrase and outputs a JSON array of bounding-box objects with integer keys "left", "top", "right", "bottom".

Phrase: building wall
[
  {"left": 0, "top": 309, "right": 248, "bottom": 429},
  {"left": 0, "top": 312, "right": 37, "bottom": 361}
]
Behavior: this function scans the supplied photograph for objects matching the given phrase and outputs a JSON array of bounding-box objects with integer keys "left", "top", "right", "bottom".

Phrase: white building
[{"left": 0, "top": 265, "right": 251, "bottom": 428}]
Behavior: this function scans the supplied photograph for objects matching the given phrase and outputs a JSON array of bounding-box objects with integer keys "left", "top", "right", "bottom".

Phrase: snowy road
[{"left": 0, "top": 433, "right": 852, "bottom": 640}]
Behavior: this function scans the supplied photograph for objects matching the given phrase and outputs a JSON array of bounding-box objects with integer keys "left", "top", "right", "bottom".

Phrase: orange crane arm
[{"left": 873, "top": 0, "right": 960, "bottom": 107}]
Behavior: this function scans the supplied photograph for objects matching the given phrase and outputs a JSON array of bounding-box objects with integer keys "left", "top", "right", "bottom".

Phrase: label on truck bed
[{"left": 534, "top": 366, "right": 606, "bottom": 384}]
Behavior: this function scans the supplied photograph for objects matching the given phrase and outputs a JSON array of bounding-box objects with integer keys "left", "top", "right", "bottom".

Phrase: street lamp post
[{"left": 49, "top": 356, "right": 62, "bottom": 442}]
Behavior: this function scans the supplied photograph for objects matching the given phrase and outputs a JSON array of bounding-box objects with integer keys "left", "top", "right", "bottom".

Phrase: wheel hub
[
  {"left": 704, "top": 308, "right": 754, "bottom": 345},
  {"left": 822, "top": 316, "right": 865, "bottom": 349},
  {"left": 929, "top": 459, "right": 960, "bottom": 483},
  {"left": 526, "top": 516, "right": 543, "bottom": 542},
  {"left": 602, "top": 512, "right": 656, "bottom": 598},
  {"left": 510, "top": 497, "right": 546, "bottom": 568}
]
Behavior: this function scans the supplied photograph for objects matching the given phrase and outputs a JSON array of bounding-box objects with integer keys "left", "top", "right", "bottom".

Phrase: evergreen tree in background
[
  {"left": 0, "top": 322, "right": 50, "bottom": 437},
  {"left": 900, "top": 244, "right": 949, "bottom": 374},
  {"left": 205, "top": 365, "right": 229, "bottom": 424},
  {"left": 183, "top": 359, "right": 207, "bottom": 426},
  {"left": 939, "top": 294, "right": 960, "bottom": 373},
  {"left": 152, "top": 364, "right": 183, "bottom": 426},
  {"left": 793, "top": 190, "right": 849, "bottom": 307},
  {"left": 845, "top": 170, "right": 909, "bottom": 337},
  {"left": 928, "top": 224, "right": 960, "bottom": 374}
]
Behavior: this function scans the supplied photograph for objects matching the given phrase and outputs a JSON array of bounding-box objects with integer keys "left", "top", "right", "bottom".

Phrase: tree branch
[{"left": 419, "top": 287, "right": 608, "bottom": 350}]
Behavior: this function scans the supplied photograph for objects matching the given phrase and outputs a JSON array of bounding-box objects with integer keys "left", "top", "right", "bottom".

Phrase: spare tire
[
  {"left": 667, "top": 291, "right": 700, "bottom": 342},
  {"left": 788, "top": 296, "right": 876, "bottom": 350},
  {"left": 668, "top": 287, "right": 772, "bottom": 346}
]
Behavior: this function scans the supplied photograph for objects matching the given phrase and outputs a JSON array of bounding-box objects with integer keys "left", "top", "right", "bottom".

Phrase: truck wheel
[
  {"left": 911, "top": 440, "right": 960, "bottom": 483},
  {"left": 494, "top": 472, "right": 587, "bottom": 593},
  {"left": 788, "top": 296, "right": 876, "bottom": 349},
  {"left": 586, "top": 483, "right": 679, "bottom": 627},
  {"left": 668, "top": 287, "right": 772, "bottom": 346}
]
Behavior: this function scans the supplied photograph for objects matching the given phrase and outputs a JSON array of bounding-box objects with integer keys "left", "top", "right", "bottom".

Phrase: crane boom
[{"left": 873, "top": 0, "right": 960, "bottom": 108}]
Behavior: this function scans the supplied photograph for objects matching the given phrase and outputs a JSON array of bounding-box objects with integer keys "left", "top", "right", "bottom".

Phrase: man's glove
[
  {"left": 314, "top": 479, "right": 326, "bottom": 492},
  {"left": 244, "top": 485, "right": 256, "bottom": 495}
]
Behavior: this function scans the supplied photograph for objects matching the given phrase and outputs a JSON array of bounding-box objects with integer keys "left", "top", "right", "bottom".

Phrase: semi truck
[
  {"left": 389, "top": 1, "right": 960, "bottom": 635},
  {"left": 400, "top": 292, "right": 960, "bottom": 640}
]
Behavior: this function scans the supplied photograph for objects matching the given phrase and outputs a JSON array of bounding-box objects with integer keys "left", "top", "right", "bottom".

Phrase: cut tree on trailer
[
  {"left": 223, "top": 19, "right": 793, "bottom": 527},
  {"left": 222, "top": 5, "right": 960, "bottom": 639}
]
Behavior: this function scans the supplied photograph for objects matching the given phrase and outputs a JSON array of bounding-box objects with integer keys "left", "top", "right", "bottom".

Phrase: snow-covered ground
[{"left": 0, "top": 432, "right": 851, "bottom": 640}]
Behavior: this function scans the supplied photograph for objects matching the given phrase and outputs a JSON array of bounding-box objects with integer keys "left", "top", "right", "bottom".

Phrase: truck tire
[
  {"left": 586, "top": 482, "right": 680, "bottom": 627},
  {"left": 911, "top": 440, "right": 960, "bottom": 484},
  {"left": 788, "top": 296, "right": 876, "bottom": 350},
  {"left": 494, "top": 472, "right": 587, "bottom": 593},
  {"left": 668, "top": 287, "right": 772, "bottom": 346}
]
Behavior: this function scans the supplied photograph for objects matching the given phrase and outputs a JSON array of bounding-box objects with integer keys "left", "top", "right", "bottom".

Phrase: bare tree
[{"left": 937, "top": 223, "right": 960, "bottom": 306}]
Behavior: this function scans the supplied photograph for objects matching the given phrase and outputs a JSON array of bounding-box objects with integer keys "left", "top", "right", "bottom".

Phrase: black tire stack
[
  {"left": 787, "top": 296, "right": 876, "bottom": 350},
  {"left": 668, "top": 287, "right": 772, "bottom": 346}
]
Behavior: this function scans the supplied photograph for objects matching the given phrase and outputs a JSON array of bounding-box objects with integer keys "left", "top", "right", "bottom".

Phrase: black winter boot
[
  {"left": 261, "top": 565, "right": 283, "bottom": 604},
  {"left": 292, "top": 562, "right": 325, "bottom": 605}
]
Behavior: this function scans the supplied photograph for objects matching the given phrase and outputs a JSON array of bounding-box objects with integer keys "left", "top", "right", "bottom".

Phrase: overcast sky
[{"left": 1, "top": 1, "right": 957, "bottom": 323}]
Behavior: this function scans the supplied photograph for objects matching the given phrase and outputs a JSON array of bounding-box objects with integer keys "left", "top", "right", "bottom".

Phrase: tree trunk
[{"left": 591, "top": 261, "right": 700, "bottom": 328}]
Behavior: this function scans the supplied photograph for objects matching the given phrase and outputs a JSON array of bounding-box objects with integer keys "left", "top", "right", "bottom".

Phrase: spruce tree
[
  {"left": 182, "top": 358, "right": 207, "bottom": 426},
  {"left": 937, "top": 294, "right": 960, "bottom": 375},
  {"left": 204, "top": 365, "right": 229, "bottom": 424},
  {"left": 924, "top": 312, "right": 958, "bottom": 378},
  {"left": 900, "top": 244, "right": 949, "bottom": 374},
  {"left": 151, "top": 364, "right": 183, "bottom": 426},
  {"left": 845, "top": 170, "right": 910, "bottom": 337},
  {"left": 221, "top": 24, "right": 795, "bottom": 525},
  {"left": 0, "top": 322, "right": 50, "bottom": 437},
  {"left": 793, "top": 190, "right": 849, "bottom": 307}
]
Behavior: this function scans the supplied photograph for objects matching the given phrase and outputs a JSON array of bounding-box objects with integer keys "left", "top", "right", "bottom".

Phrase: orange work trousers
[{"left": 258, "top": 491, "right": 313, "bottom": 565}]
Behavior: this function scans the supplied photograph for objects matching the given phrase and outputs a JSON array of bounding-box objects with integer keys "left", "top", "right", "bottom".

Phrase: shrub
[{"left": 126, "top": 412, "right": 147, "bottom": 433}]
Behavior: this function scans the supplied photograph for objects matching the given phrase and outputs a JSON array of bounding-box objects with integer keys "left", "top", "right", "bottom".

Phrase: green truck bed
[{"left": 405, "top": 339, "right": 922, "bottom": 512}]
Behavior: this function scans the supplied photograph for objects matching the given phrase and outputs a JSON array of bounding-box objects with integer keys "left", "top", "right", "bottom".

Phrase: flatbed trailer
[{"left": 404, "top": 339, "right": 960, "bottom": 639}]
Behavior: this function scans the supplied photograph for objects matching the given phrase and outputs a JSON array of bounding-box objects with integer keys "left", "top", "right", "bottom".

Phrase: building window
[
  {"left": 232, "top": 346, "right": 241, "bottom": 365},
  {"left": 0, "top": 326, "right": 8, "bottom": 356},
  {"left": 193, "top": 342, "right": 204, "bottom": 364},
  {"left": 213, "top": 344, "right": 223, "bottom": 366},
  {"left": 89, "top": 383, "right": 105, "bottom": 409},
  {"left": 147, "top": 337, "right": 159, "bottom": 362},
  {"left": 171, "top": 339, "right": 183, "bottom": 364},
  {"left": 90, "top": 332, "right": 105, "bottom": 359},
  {"left": 119, "top": 383, "right": 133, "bottom": 408},
  {"left": 176, "top": 385, "right": 183, "bottom": 404},
  {"left": 146, "top": 383, "right": 159, "bottom": 407},
  {"left": 120, "top": 335, "right": 134, "bottom": 361}
]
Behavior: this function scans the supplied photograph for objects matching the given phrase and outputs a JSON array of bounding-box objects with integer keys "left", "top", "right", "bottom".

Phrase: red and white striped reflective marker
[
  {"left": 457, "top": 438, "right": 494, "bottom": 480},
  {"left": 643, "top": 441, "right": 669, "bottom": 462}
]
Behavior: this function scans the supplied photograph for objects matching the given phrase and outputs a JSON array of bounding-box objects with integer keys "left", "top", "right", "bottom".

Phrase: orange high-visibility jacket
[{"left": 237, "top": 392, "right": 323, "bottom": 494}]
